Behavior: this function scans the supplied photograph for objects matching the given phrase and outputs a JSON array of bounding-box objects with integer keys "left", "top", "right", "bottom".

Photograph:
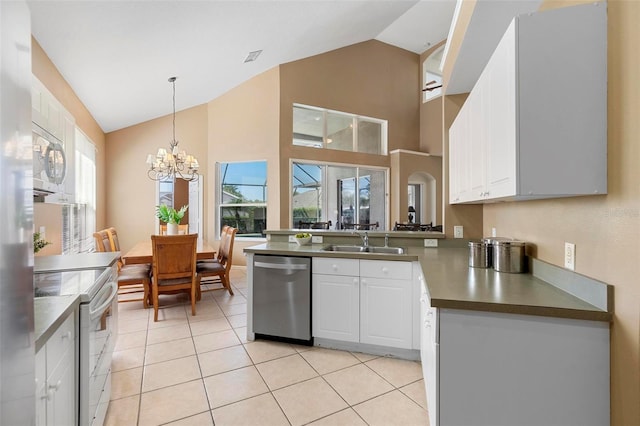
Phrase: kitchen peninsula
[{"left": 244, "top": 231, "right": 612, "bottom": 426}]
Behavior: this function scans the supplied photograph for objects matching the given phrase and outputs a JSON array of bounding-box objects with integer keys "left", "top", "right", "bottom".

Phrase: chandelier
[{"left": 146, "top": 77, "right": 199, "bottom": 182}]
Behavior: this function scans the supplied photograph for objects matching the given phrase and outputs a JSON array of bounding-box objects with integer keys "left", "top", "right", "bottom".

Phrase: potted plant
[
  {"left": 155, "top": 204, "right": 188, "bottom": 235},
  {"left": 33, "top": 231, "right": 51, "bottom": 253}
]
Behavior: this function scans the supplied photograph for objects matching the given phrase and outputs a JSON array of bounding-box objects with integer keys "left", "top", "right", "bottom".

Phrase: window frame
[
  {"left": 289, "top": 158, "right": 389, "bottom": 230},
  {"left": 293, "top": 103, "right": 388, "bottom": 155},
  {"left": 216, "top": 160, "right": 268, "bottom": 241}
]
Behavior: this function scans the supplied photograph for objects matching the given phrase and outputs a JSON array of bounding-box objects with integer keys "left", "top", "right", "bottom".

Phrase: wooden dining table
[{"left": 122, "top": 239, "right": 216, "bottom": 265}]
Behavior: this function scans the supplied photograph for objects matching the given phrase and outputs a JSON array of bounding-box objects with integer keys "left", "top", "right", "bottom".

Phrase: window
[
  {"left": 74, "top": 128, "right": 96, "bottom": 253},
  {"left": 218, "top": 161, "right": 267, "bottom": 238},
  {"left": 293, "top": 104, "right": 387, "bottom": 155},
  {"left": 292, "top": 161, "right": 387, "bottom": 230}
]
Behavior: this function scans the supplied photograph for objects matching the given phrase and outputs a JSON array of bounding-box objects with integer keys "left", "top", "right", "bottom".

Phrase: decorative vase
[{"left": 166, "top": 223, "right": 179, "bottom": 235}]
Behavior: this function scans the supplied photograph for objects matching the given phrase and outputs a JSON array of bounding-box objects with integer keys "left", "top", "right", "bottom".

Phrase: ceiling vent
[{"left": 244, "top": 50, "right": 262, "bottom": 63}]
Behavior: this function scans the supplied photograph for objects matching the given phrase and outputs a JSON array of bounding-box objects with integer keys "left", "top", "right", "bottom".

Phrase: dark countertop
[
  {"left": 34, "top": 295, "right": 79, "bottom": 352},
  {"left": 35, "top": 252, "right": 119, "bottom": 273},
  {"left": 244, "top": 243, "right": 611, "bottom": 322}
]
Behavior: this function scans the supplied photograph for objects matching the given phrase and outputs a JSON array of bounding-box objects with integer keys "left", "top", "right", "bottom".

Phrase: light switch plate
[
  {"left": 454, "top": 226, "right": 464, "bottom": 238},
  {"left": 564, "top": 242, "right": 576, "bottom": 270},
  {"left": 424, "top": 239, "right": 438, "bottom": 247},
  {"left": 311, "top": 236, "right": 323, "bottom": 244},
  {"left": 288, "top": 235, "right": 296, "bottom": 243}
]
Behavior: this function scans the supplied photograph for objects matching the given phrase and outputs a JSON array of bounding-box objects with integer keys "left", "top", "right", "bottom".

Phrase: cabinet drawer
[
  {"left": 360, "top": 260, "right": 412, "bottom": 280},
  {"left": 46, "top": 313, "right": 75, "bottom": 374},
  {"left": 313, "top": 257, "right": 359, "bottom": 276}
]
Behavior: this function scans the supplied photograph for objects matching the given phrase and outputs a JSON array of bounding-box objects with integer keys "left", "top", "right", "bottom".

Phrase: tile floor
[{"left": 106, "top": 269, "right": 429, "bottom": 426}]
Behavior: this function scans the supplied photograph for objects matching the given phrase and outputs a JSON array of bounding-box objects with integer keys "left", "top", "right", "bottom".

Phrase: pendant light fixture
[{"left": 146, "top": 77, "right": 199, "bottom": 182}]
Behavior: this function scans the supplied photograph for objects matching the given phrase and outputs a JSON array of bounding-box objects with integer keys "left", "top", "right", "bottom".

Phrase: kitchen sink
[{"left": 322, "top": 245, "right": 404, "bottom": 254}]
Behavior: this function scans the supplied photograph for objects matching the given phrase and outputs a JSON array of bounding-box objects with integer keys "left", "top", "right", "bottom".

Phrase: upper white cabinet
[{"left": 449, "top": 3, "right": 607, "bottom": 204}]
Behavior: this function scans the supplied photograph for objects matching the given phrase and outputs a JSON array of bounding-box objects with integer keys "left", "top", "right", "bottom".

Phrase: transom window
[{"left": 293, "top": 104, "right": 387, "bottom": 155}]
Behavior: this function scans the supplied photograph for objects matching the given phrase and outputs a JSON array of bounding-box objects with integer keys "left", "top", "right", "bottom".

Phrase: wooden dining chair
[
  {"left": 196, "top": 227, "right": 238, "bottom": 298},
  {"left": 151, "top": 234, "right": 199, "bottom": 321},
  {"left": 95, "top": 228, "right": 151, "bottom": 306}
]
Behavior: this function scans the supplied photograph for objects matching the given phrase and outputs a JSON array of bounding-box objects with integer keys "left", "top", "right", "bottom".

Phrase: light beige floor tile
[
  {"left": 203, "top": 366, "right": 269, "bottom": 408},
  {"left": 324, "top": 364, "right": 394, "bottom": 405},
  {"left": 118, "top": 300, "right": 149, "bottom": 312},
  {"left": 189, "top": 316, "right": 231, "bottom": 336},
  {"left": 119, "top": 307, "right": 150, "bottom": 322},
  {"left": 112, "top": 346, "right": 146, "bottom": 372},
  {"left": 114, "top": 330, "right": 147, "bottom": 351},
  {"left": 145, "top": 337, "right": 196, "bottom": 365},
  {"left": 142, "top": 355, "right": 202, "bottom": 392},
  {"left": 147, "top": 315, "right": 189, "bottom": 330},
  {"left": 351, "top": 351, "right": 379, "bottom": 363},
  {"left": 164, "top": 411, "right": 213, "bottom": 425},
  {"left": 198, "top": 345, "right": 253, "bottom": 378},
  {"left": 226, "top": 313, "right": 246, "bottom": 329},
  {"left": 138, "top": 380, "right": 209, "bottom": 426},
  {"left": 119, "top": 318, "right": 149, "bottom": 334},
  {"left": 255, "top": 353, "right": 318, "bottom": 390},
  {"left": 273, "top": 377, "right": 348, "bottom": 426},
  {"left": 233, "top": 327, "right": 248, "bottom": 343},
  {"left": 146, "top": 323, "right": 192, "bottom": 345},
  {"left": 300, "top": 348, "right": 360, "bottom": 375},
  {"left": 243, "top": 340, "right": 297, "bottom": 364},
  {"left": 188, "top": 305, "right": 225, "bottom": 321},
  {"left": 212, "top": 393, "right": 289, "bottom": 426},
  {"left": 365, "top": 357, "right": 423, "bottom": 388},
  {"left": 111, "top": 367, "right": 143, "bottom": 400},
  {"left": 291, "top": 343, "right": 314, "bottom": 353},
  {"left": 220, "top": 303, "right": 246, "bottom": 316},
  {"left": 193, "top": 329, "right": 240, "bottom": 354},
  {"left": 104, "top": 394, "right": 139, "bottom": 426},
  {"left": 399, "top": 379, "right": 428, "bottom": 410},
  {"left": 353, "top": 389, "right": 428, "bottom": 426},
  {"left": 308, "top": 408, "right": 368, "bottom": 426},
  {"left": 215, "top": 295, "right": 247, "bottom": 307}
]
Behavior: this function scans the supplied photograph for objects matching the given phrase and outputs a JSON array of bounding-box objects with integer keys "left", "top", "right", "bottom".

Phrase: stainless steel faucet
[{"left": 353, "top": 231, "right": 369, "bottom": 247}]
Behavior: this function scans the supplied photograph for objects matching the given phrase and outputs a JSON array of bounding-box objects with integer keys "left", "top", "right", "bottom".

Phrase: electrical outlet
[
  {"left": 491, "top": 227, "right": 497, "bottom": 237},
  {"left": 311, "top": 236, "right": 323, "bottom": 244},
  {"left": 454, "top": 226, "right": 464, "bottom": 238},
  {"left": 288, "top": 235, "right": 296, "bottom": 243},
  {"left": 424, "top": 239, "right": 438, "bottom": 247},
  {"left": 564, "top": 242, "right": 576, "bottom": 271}
]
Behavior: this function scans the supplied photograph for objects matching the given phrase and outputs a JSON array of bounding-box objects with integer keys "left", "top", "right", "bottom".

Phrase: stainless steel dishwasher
[{"left": 253, "top": 255, "right": 312, "bottom": 344}]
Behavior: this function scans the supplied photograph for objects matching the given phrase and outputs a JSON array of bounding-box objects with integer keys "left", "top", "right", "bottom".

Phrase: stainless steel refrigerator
[{"left": 1, "top": 1, "right": 35, "bottom": 424}]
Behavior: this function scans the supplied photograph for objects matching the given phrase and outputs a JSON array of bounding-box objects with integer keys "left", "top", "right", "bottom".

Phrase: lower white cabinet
[
  {"left": 36, "top": 311, "right": 77, "bottom": 426},
  {"left": 312, "top": 257, "right": 413, "bottom": 350}
]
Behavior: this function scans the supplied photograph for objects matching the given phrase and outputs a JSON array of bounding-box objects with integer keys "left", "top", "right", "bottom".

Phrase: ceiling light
[
  {"left": 244, "top": 50, "right": 262, "bottom": 63},
  {"left": 146, "top": 77, "right": 199, "bottom": 182}
]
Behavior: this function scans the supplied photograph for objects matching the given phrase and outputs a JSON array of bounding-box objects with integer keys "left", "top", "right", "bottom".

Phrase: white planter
[{"left": 166, "top": 223, "right": 179, "bottom": 235}]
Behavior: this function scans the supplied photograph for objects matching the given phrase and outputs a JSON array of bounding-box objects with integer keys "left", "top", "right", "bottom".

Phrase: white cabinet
[
  {"left": 35, "top": 312, "right": 77, "bottom": 426},
  {"left": 312, "top": 258, "right": 413, "bottom": 350},
  {"left": 419, "top": 285, "right": 610, "bottom": 426},
  {"left": 449, "top": 3, "right": 606, "bottom": 204}
]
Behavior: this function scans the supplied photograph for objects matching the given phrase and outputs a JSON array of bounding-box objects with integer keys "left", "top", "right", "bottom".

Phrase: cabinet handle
[
  {"left": 332, "top": 264, "right": 338, "bottom": 271},
  {"left": 353, "top": 278, "right": 358, "bottom": 285},
  {"left": 381, "top": 267, "right": 389, "bottom": 274},
  {"left": 49, "top": 380, "right": 62, "bottom": 392},
  {"left": 361, "top": 279, "right": 366, "bottom": 286},
  {"left": 61, "top": 331, "right": 71, "bottom": 340}
]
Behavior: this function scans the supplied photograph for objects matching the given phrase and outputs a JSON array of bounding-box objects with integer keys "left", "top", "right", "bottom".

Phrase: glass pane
[
  {"left": 220, "top": 161, "right": 267, "bottom": 203},
  {"left": 327, "top": 165, "right": 357, "bottom": 229},
  {"left": 358, "top": 118, "right": 383, "bottom": 155},
  {"left": 220, "top": 206, "right": 266, "bottom": 237},
  {"left": 292, "top": 163, "right": 323, "bottom": 226},
  {"left": 159, "top": 178, "right": 173, "bottom": 207},
  {"left": 293, "top": 106, "right": 323, "bottom": 148},
  {"left": 326, "top": 111, "right": 353, "bottom": 152},
  {"left": 360, "top": 168, "right": 386, "bottom": 229}
]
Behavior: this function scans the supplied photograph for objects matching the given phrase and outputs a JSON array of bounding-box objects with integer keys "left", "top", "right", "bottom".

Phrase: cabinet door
[
  {"left": 312, "top": 274, "right": 359, "bottom": 342},
  {"left": 485, "top": 20, "right": 517, "bottom": 199},
  {"left": 467, "top": 87, "right": 487, "bottom": 201},
  {"left": 448, "top": 105, "right": 471, "bottom": 204},
  {"left": 360, "top": 277, "right": 412, "bottom": 349},
  {"left": 35, "top": 349, "right": 47, "bottom": 426},
  {"left": 62, "top": 111, "right": 75, "bottom": 200},
  {"left": 32, "top": 77, "right": 47, "bottom": 129},
  {"left": 47, "top": 350, "right": 76, "bottom": 426}
]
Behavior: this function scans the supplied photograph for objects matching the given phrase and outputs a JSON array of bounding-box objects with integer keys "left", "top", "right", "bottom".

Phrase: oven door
[{"left": 80, "top": 280, "right": 118, "bottom": 426}]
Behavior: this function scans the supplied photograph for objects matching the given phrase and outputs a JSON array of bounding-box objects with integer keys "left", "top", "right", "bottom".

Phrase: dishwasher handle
[{"left": 254, "top": 261, "right": 308, "bottom": 271}]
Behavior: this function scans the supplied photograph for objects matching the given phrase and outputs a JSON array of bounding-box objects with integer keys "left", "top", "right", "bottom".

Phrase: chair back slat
[{"left": 93, "top": 230, "right": 112, "bottom": 253}]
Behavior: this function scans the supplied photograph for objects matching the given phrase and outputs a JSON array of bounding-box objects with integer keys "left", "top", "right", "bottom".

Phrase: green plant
[
  {"left": 155, "top": 204, "right": 188, "bottom": 224},
  {"left": 33, "top": 231, "right": 51, "bottom": 253}
]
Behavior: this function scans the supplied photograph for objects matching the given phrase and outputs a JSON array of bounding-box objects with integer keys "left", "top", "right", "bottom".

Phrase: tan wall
[
  {"left": 278, "top": 40, "right": 421, "bottom": 228},
  {"left": 207, "top": 67, "right": 281, "bottom": 266},
  {"left": 104, "top": 104, "right": 208, "bottom": 253},
  {"left": 31, "top": 38, "right": 107, "bottom": 230},
  {"left": 482, "top": 2, "right": 640, "bottom": 424}
]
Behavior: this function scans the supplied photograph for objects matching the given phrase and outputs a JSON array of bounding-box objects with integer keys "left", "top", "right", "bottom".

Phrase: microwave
[{"left": 32, "top": 124, "right": 67, "bottom": 197}]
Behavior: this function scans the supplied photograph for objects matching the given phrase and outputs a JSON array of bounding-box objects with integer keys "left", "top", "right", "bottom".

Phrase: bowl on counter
[{"left": 294, "top": 233, "right": 312, "bottom": 246}]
